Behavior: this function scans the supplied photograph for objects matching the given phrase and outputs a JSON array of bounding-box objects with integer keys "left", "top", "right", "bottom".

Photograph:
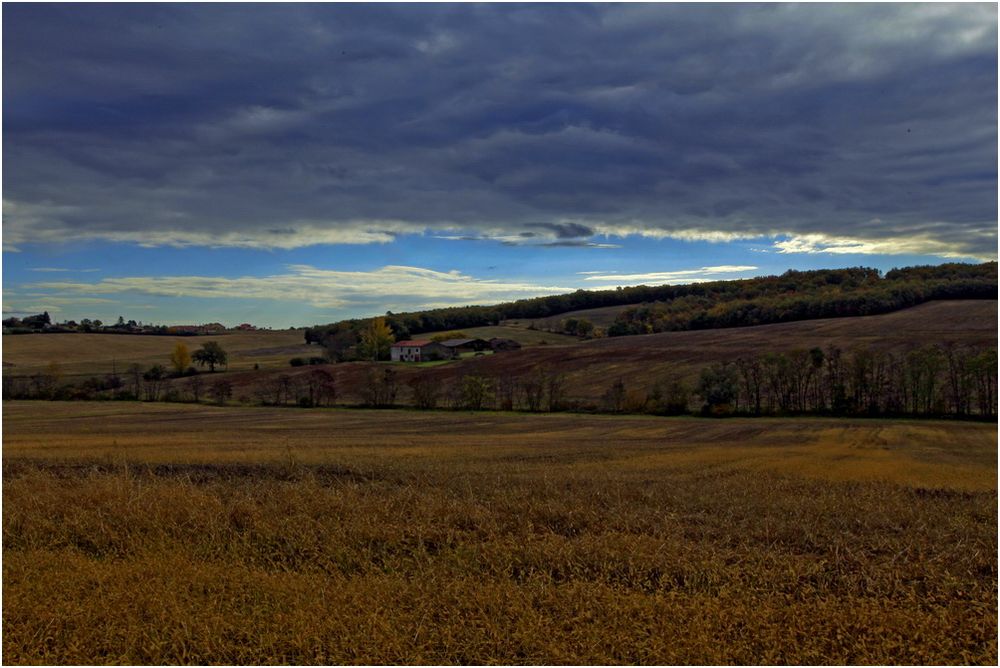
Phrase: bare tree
[
  {"left": 142, "top": 364, "right": 167, "bottom": 401},
  {"left": 301, "top": 369, "right": 336, "bottom": 406},
  {"left": 186, "top": 374, "right": 204, "bottom": 403},
  {"left": 363, "top": 368, "right": 397, "bottom": 407},
  {"left": 127, "top": 363, "right": 144, "bottom": 400},
  {"left": 260, "top": 374, "right": 294, "bottom": 405},
  {"left": 495, "top": 375, "right": 519, "bottom": 411},
  {"left": 520, "top": 370, "right": 545, "bottom": 412},
  {"left": 409, "top": 375, "right": 440, "bottom": 409},
  {"left": 209, "top": 379, "right": 233, "bottom": 405},
  {"left": 544, "top": 369, "right": 567, "bottom": 412},
  {"left": 735, "top": 357, "right": 763, "bottom": 415},
  {"left": 601, "top": 378, "right": 626, "bottom": 413}
]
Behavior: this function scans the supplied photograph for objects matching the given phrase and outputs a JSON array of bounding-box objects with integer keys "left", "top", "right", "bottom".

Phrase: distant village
[{"left": 2, "top": 312, "right": 262, "bottom": 336}]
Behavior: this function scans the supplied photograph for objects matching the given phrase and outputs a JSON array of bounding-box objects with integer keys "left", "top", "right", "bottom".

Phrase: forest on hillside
[{"left": 305, "top": 262, "right": 997, "bottom": 349}]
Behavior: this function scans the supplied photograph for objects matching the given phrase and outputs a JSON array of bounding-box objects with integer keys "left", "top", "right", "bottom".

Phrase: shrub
[
  {"left": 601, "top": 378, "right": 626, "bottom": 413},
  {"left": 431, "top": 331, "right": 468, "bottom": 343},
  {"left": 460, "top": 375, "right": 494, "bottom": 411}
]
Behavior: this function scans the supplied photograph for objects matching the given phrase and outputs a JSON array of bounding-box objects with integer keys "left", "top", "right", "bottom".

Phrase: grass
[
  {"left": 399, "top": 359, "right": 455, "bottom": 368},
  {"left": 3, "top": 401, "right": 997, "bottom": 664},
  {"left": 417, "top": 325, "right": 580, "bottom": 347},
  {"left": 507, "top": 303, "right": 633, "bottom": 330}
]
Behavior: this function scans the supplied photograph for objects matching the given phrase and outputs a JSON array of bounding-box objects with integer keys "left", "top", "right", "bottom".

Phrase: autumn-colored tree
[
  {"left": 170, "top": 342, "right": 192, "bottom": 375},
  {"left": 360, "top": 317, "right": 395, "bottom": 361}
]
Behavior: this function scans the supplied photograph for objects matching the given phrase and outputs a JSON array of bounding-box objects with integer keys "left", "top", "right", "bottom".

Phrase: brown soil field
[
  {"left": 3, "top": 401, "right": 997, "bottom": 664},
  {"left": 1, "top": 329, "right": 311, "bottom": 377},
  {"left": 406, "top": 299, "right": 999, "bottom": 400},
  {"left": 203, "top": 300, "right": 997, "bottom": 407}
]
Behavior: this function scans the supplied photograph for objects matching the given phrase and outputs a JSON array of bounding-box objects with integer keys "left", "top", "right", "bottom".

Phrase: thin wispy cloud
[
  {"left": 773, "top": 233, "right": 994, "bottom": 259},
  {"left": 581, "top": 266, "right": 759, "bottom": 283},
  {"left": 26, "top": 265, "right": 575, "bottom": 311},
  {"left": 2, "top": 296, "right": 117, "bottom": 316}
]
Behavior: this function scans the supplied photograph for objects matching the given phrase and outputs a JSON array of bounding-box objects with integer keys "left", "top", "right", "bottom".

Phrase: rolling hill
[
  {"left": 4, "top": 300, "right": 995, "bottom": 412},
  {"left": 217, "top": 300, "right": 997, "bottom": 408},
  {"left": 306, "top": 261, "right": 997, "bottom": 349}
]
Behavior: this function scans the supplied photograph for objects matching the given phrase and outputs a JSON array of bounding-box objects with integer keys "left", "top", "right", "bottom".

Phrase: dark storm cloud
[
  {"left": 3, "top": 3, "right": 997, "bottom": 257},
  {"left": 525, "top": 222, "right": 595, "bottom": 239}
]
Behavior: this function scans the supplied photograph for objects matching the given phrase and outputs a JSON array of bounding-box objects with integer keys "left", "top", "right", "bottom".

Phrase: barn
[
  {"left": 390, "top": 340, "right": 449, "bottom": 362},
  {"left": 437, "top": 338, "right": 490, "bottom": 357}
]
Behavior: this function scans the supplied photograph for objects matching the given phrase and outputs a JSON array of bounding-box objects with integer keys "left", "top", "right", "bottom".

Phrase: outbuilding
[{"left": 437, "top": 338, "right": 491, "bottom": 357}]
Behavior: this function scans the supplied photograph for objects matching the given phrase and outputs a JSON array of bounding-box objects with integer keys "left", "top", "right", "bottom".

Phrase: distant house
[
  {"left": 390, "top": 340, "right": 450, "bottom": 362},
  {"left": 437, "top": 338, "right": 490, "bottom": 357},
  {"left": 235, "top": 323, "right": 257, "bottom": 331},
  {"left": 165, "top": 325, "right": 202, "bottom": 336}
]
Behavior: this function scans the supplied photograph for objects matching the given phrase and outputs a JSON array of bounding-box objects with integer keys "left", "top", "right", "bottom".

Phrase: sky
[{"left": 2, "top": 2, "right": 997, "bottom": 328}]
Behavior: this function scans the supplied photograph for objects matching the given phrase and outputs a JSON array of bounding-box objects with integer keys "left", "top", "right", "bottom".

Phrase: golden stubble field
[
  {"left": 1, "top": 329, "right": 312, "bottom": 377},
  {"left": 3, "top": 401, "right": 997, "bottom": 664}
]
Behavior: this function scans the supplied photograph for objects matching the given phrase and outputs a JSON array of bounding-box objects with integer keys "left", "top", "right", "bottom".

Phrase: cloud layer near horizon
[
  {"left": 9, "top": 263, "right": 766, "bottom": 320},
  {"left": 3, "top": 3, "right": 997, "bottom": 258},
  {"left": 18, "top": 264, "right": 574, "bottom": 312}
]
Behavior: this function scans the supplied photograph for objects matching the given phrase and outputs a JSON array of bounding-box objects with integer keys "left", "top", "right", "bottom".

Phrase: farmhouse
[{"left": 390, "top": 340, "right": 449, "bottom": 362}]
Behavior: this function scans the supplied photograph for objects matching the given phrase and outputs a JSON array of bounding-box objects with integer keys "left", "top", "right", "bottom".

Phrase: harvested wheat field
[
  {"left": 3, "top": 401, "right": 997, "bottom": 664},
  {"left": 1, "top": 329, "right": 311, "bottom": 377}
]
